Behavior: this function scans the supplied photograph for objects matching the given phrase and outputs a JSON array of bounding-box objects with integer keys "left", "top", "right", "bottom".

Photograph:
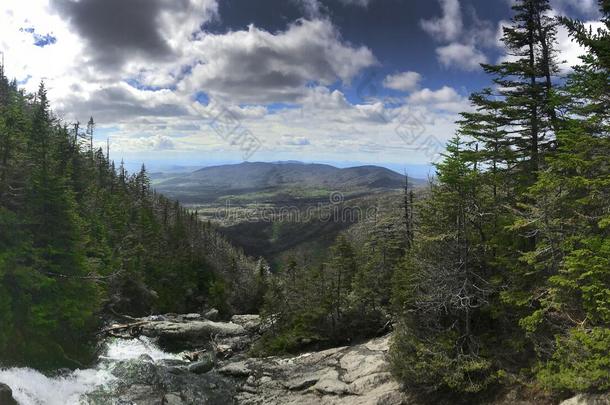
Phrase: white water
[{"left": 0, "top": 337, "right": 179, "bottom": 405}]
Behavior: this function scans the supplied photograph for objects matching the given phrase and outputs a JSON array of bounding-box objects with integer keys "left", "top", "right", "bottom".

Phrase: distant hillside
[
  {"left": 154, "top": 162, "right": 422, "bottom": 203},
  {"left": 152, "top": 162, "right": 424, "bottom": 265}
]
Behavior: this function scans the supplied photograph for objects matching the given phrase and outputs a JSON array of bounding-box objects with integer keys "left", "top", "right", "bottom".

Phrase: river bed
[{"left": 0, "top": 338, "right": 187, "bottom": 404}]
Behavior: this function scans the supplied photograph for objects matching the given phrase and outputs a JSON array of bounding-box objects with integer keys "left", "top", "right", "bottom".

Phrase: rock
[
  {"left": 182, "top": 313, "right": 202, "bottom": 321},
  {"left": 231, "top": 332, "right": 410, "bottom": 405},
  {"left": 340, "top": 349, "right": 387, "bottom": 383},
  {"left": 284, "top": 372, "right": 324, "bottom": 391},
  {"left": 162, "top": 393, "right": 184, "bottom": 404},
  {"left": 141, "top": 320, "right": 247, "bottom": 344},
  {"left": 138, "top": 354, "right": 154, "bottom": 363},
  {"left": 213, "top": 334, "right": 254, "bottom": 359},
  {"left": 188, "top": 354, "right": 215, "bottom": 374},
  {"left": 218, "top": 361, "right": 252, "bottom": 377},
  {"left": 310, "top": 370, "right": 352, "bottom": 395},
  {"left": 146, "top": 315, "right": 168, "bottom": 322},
  {"left": 0, "top": 383, "right": 17, "bottom": 405},
  {"left": 348, "top": 372, "right": 393, "bottom": 395},
  {"left": 203, "top": 309, "right": 220, "bottom": 321},
  {"left": 560, "top": 394, "right": 610, "bottom": 405},
  {"left": 230, "top": 314, "right": 261, "bottom": 333}
]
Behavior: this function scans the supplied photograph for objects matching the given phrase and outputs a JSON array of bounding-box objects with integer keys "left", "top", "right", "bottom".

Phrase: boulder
[
  {"left": 188, "top": 354, "right": 215, "bottom": 375},
  {"left": 310, "top": 370, "right": 352, "bottom": 396},
  {"left": 230, "top": 315, "right": 261, "bottom": 333},
  {"left": 203, "top": 309, "right": 220, "bottom": 321},
  {"left": 218, "top": 361, "right": 252, "bottom": 377},
  {"left": 141, "top": 320, "right": 246, "bottom": 343},
  {"left": 162, "top": 393, "right": 184, "bottom": 405},
  {"left": 0, "top": 383, "right": 17, "bottom": 405},
  {"left": 560, "top": 394, "right": 610, "bottom": 405},
  {"left": 182, "top": 313, "right": 202, "bottom": 321}
]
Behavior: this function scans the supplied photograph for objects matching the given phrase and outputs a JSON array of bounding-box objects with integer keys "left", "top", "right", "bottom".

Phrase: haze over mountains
[{"left": 153, "top": 161, "right": 423, "bottom": 203}]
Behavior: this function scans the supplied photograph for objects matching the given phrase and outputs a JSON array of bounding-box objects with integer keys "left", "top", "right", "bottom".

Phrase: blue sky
[{"left": 0, "top": 0, "right": 602, "bottom": 176}]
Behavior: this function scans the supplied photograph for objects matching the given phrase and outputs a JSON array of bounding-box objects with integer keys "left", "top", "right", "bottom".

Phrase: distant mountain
[{"left": 153, "top": 161, "right": 422, "bottom": 203}]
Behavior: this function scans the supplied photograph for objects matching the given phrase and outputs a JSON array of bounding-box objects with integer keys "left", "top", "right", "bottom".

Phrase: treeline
[
  {"left": 0, "top": 73, "right": 259, "bottom": 368},
  {"left": 253, "top": 209, "right": 405, "bottom": 354},
  {"left": 257, "top": 0, "right": 610, "bottom": 401}
]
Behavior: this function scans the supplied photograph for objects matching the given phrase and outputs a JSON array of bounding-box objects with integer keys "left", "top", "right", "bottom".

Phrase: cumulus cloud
[
  {"left": 383, "top": 71, "right": 422, "bottom": 92},
  {"left": 420, "top": 0, "right": 463, "bottom": 42},
  {"left": 556, "top": 21, "right": 605, "bottom": 72},
  {"left": 0, "top": 0, "right": 460, "bottom": 166},
  {"left": 180, "top": 19, "right": 377, "bottom": 104},
  {"left": 551, "top": 0, "right": 600, "bottom": 18},
  {"left": 407, "top": 86, "right": 470, "bottom": 113},
  {"left": 281, "top": 135, "right": 311, "bottom": 146},
  {"left": 436, "top": 43, "right": 488, "bottom": 71},
  {"left": 111, "top": 134, "right": 176, "bottom": 152},
  {"left": 50, "top": 0, "right": 218, "bottom": 69},
  {"left": 421, "top": 0, "right": 497, "bottom": 72}
]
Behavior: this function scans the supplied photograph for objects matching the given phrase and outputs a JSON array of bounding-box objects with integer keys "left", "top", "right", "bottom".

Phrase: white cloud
[
  {"left": 436, "top": 43, "right": 488, "bottom": 71},
  {"left": 382, "top": 71, "right": 422, "bottom": 92},
  {"left": 551, "top": 0, "right": 600, "bottom": 18},
  {"left": 556, "top": 21, "right": 605, "bottom": 73},
  {"left": 111, "top": 134, "right": 176, "bottom": 152},
  {"left": 408, "top": 86, "right": 470, "bottom": 113},
  {"left": 420, "top": 0, "right": 463, "bottom": 42},
  {"left": 0, "top": 0, "right": 461, "bottom": 166},
  {"left": 180, "top": 19, "right": 377, "bottom": 104},
  {"left": 421, "top": 0, "right": 498, "bottom": 72},
  {"left": 281, "top": 135, "right": 311, "bottom": 146}
]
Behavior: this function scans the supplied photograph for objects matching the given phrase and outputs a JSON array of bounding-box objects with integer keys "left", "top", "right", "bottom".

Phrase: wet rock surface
[
  {"left": 83, "top": 354, "right": 237, "bottom": 405},
  {"left": 0, "top": 383, "right": 18, "bottom": 405},
  {"left": 94, "top": 312, "right": 408, "bottom": 404}
]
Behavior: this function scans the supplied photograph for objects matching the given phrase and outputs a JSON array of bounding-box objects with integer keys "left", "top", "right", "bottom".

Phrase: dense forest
[
  {"left": 256, "top": 0, "right": 610, "bottom": 402},
  {"left": 0, "top": 0, "right": 608, "bottom": 402},
  {"left": 0, "top": 72, "right": 261, "bottom": 368}
]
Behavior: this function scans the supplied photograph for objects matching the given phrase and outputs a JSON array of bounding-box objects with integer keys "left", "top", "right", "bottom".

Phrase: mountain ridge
[{"left": 154, "top": 161, "right": 423, "bottom": 203}]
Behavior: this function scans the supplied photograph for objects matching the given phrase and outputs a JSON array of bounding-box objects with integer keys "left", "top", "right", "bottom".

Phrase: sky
[{"left": 0, "top": 0, "right": 602, "bottom": 176}]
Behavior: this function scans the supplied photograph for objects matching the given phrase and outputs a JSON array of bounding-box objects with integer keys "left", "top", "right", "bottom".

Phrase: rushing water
[{"left": 0, "top": 337, "right": 181, "bottom": 405}]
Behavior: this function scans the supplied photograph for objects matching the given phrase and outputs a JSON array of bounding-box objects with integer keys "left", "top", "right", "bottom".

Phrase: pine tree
[
  {"left": 391, "top": 137, "right": 502, "bottom": 395},
  {"left": 480, "top": 0, "right": 559, "bottom": 186},
  {"left": 515, "top": 1, "right": 610, "bottom": 391}
]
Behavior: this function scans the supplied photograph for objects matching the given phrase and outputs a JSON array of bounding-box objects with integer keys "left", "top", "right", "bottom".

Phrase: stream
[{"left": 0, "top": 337, "right": 232, "bottom": 405}]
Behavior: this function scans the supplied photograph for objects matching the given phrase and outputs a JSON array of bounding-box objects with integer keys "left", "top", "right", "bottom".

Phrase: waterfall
[{"left": 0, "top": 337, "right": 179, "bottom": 405}]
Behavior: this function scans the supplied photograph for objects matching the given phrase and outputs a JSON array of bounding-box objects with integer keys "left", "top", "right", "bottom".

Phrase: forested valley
[
  {"left": 0, "top": 73, "right": 261, "bottom": 369},
  {"left": 0, "top": 0, "right": 608, "bottom": 403}
]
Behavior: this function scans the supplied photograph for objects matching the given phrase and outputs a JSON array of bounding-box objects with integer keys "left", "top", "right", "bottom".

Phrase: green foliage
[
  {"left": 0, "top": 72, "right": 258, "bottom": 369},
  {"left": 256, "top": 222, "right": 402, "bottom": 356},
  {"left": 389, "top": 136, "right": 507, "bottom": 397},
  {"left": 390, "top": 325, "right": 498, "bottom": 396},
  {"left": 538, "top": 328, "right": 610, "bottom": 392},
  {"left": 390, "top": 0, "right": 610, "bottom": 399}
]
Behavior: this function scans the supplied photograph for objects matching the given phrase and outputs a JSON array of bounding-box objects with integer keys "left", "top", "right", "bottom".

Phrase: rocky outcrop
[
  {"left": 560, "top": 394, "right": 610, "bottom": 405},
  {"left": 100, "top": 313, "right": 407, "bottom": 404},
  {"left": 0, "top": 383, "right": 17, "bottom": 405},
  {"left": 141, "top": 320, "right": 246, "bottom": 341},
  {"left": 216, "top": 334, "right": 408, "bottom": 405},
  {"left": 103, "top": 312, "right": 250, "bottom": 349},
  {"left": 97, "top": 313, "right": 610, "bottom": 405}
]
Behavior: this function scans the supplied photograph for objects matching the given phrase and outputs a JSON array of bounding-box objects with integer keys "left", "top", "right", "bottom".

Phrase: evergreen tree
[
  {"left": 390, "top": 137, "right": 501, "bottom": 396},
  {"left": 514, "top": 1, "right": 610, "bottom": 391}
]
